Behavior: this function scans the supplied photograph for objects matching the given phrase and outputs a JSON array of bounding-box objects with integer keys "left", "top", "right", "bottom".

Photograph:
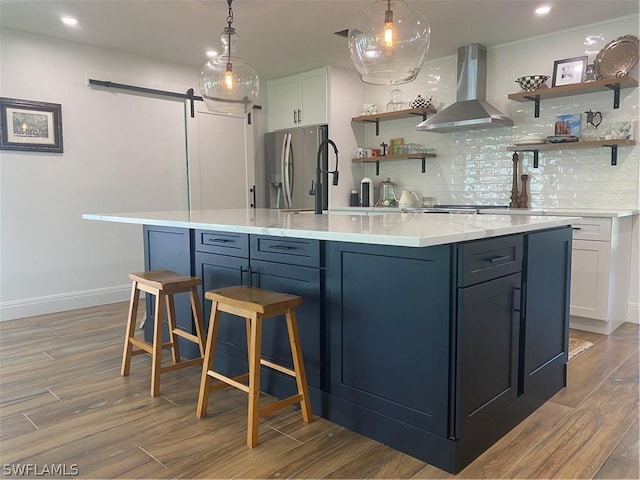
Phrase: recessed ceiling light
[
  {"left": 206, "top": 50, "right": 218, "bottom": 58},
  {"left": 535, "top": 6, "right": 551, "bottom": 15},
  {"left": 61, "top": 16, "right": 78, "bottom": 26}
]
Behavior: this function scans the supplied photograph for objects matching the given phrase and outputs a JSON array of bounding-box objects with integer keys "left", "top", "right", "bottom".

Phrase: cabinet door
[
  {"left": 250, "top": 260, "right": 322, "bottom": 389},
  {"left": 267, "top": 75, "right": 299, "bottom": 131},
  {"left": 326, "top": 242, "right": 451, "bottom": 436},
  {"left": 298, "top": 68, "right": 328, "bottom": 127},
  {"left": 143, "top": 226, "right": 195, "bottom": 351},
  {"left": 570, "top": 239, "right": 609, "bottom": 320},
  {"left": 522, "top": 227, "right": 571, "bottom": 393},
  {"left": 455, "top": 273, "right": 521, "bottom": 439},
  {"left": 195, "top": 251, "right": 250, "bottom": 373}
]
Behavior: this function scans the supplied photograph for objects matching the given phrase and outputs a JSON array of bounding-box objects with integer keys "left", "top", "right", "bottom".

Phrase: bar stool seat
[
  {"left": 196, "top": 285, "right": 312, "bottom": 448},
  {"left": 121, "top": 270, "right": 206, "bottom": 397}
]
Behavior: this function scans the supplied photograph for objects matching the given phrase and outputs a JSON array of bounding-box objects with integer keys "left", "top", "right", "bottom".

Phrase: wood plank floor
[{"left": 0, "top": 301, "right": 637, "bottom": 479}]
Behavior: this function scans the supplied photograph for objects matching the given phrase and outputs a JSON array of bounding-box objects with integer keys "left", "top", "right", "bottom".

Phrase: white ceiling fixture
[
  {"left": 348, "top": 0, "right": 430, "bottom": 85},
  {"left": 535, "top": 5, "right": 552, "bottom": 16},
  {"left": 60, "top": 16, "right": 78, "bottom": 26},
  {"left": 199, "top": 0, "right": 259, "bottom": 116}
]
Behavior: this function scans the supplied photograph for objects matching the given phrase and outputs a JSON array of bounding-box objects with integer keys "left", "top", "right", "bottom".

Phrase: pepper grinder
[
  {"left": 520, "top": 174, "right": 530, "bottom": 209},
  {"left": 510, "top": 152, "right": 520, "bottom": 208}
]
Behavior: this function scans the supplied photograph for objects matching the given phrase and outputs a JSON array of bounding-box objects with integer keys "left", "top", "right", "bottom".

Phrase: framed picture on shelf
[
  {"left": 552, "top": 56, "right": 588, "bottom": 87},
  {"left": 555, "top": 113, "right": 581, "bottom": 137},
  {"left": 0, "top": 97, "right": 63, "bottom": 153},
  {"left": 389, "top": 138, "right": 404, "bottom": 156}
]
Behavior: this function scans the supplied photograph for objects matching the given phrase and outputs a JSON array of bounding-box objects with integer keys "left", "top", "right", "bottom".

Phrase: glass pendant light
[
  {"left": 348, "top": 0, "right": 430, "bottom": 85},
  {"left": 200, "top": 0, "right": 259, "bottom": 116}
]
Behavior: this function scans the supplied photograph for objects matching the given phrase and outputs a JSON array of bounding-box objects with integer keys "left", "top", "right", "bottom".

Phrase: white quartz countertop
[
  {"left": 332, "top": 206, "right": 639, "bottom": 218},
  {"left": 479, "top": 208, "right": 639, "bottom": 218},
  {"left": 83, "top": 209, "right": 579, "bottom": 248}
]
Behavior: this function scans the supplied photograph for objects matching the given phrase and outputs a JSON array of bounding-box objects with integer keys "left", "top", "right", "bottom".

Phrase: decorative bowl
[{"left": 515, "top": 75, "right": 549, "bottom": 92}]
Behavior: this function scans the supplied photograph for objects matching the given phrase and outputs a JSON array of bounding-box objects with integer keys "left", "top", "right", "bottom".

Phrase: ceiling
[{"left": 1, "top": 0, "right": 638, "bottom": 81}]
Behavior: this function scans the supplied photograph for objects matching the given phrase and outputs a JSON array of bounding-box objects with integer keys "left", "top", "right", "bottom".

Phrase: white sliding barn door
[{"left": 186, "top": 104, "right": 254, "bottom": 210}]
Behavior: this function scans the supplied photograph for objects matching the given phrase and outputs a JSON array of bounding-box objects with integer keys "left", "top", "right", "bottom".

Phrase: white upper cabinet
[{"left": 267, "top": 67, "right": 328, "bottom": 131}]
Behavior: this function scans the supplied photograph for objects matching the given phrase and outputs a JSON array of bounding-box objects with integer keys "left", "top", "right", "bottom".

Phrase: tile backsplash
[{"left": 356, "top": 16, "right": 639, "bottom": 209}]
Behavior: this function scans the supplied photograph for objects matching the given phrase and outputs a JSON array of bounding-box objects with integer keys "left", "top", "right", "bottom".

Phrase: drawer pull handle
[
  {"left": 572, "top": 227, "right": 582, "bottom": 230},
  {"left": 208, "top": 238, "right": 231, "bottom": 243},
  {"left": 268, "top": 244, "right": 294, "bottom": 251},
  {"left": 489, "top": 255, "right": 511, "bottom": 263}
]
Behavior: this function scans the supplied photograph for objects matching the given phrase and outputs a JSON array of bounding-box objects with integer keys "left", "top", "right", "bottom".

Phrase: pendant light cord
[{"left": 226, "top": 0, "right": 234, "bottom": 69}]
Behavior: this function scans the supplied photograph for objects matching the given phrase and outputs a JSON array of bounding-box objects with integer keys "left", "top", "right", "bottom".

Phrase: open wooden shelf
[
  {"left": 507, "top": 138, "right": 635, "bottom": 167},
  {"left": 351, "top": 107, "right": 436, "bottom": 135},
  {"left": 508, "top": 77, "right": 638, "bottom": 117},
  {"left": 352, "top": 106, "right": 436, "bottom": 123},
  {"left": 352, "top": 153, "right": 437, "bottom": 175}
]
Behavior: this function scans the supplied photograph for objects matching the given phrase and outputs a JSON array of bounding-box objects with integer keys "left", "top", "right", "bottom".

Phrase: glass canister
[
  {"left": 377, "top": 177, "right": 398, "bottom": 207},
  {"left": 386, "top": 88, "right": 404, "bottom": 112}
]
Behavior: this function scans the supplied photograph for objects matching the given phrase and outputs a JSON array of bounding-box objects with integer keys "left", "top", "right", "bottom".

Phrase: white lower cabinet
[{"left": 569, "top": 216, "right": 632, "bottom": 334}]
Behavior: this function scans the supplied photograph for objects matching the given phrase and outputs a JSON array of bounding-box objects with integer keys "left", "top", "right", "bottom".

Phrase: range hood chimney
[{"left": 416, "top": 44, "right": 512, "bottom": 133}]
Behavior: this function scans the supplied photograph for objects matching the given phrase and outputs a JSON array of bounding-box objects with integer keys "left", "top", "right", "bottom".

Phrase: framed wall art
[
  {"left": 551, "top": 56, "right": 588, "bottom": 87},
  {"left": 0, "top": 97, "right": 63, "bottom": 153}
]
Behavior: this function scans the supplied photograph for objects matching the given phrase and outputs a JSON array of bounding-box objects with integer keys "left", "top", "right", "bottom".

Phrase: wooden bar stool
[
  {"left": 196, "top": 285, "right": 312, "bottom": 448},
  {"left": 121, "top": 270, "right": 206, "bottom": 397}
]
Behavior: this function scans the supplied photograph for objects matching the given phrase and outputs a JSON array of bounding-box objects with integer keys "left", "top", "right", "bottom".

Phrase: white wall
[
  {"left": 353, "top": 15, "right": 639, "bottom": 323},
  {"left": 0, "top": 29, "right": 201, "bottom": 320},
  {"left": 328, "top": 66, "right": 365, "bottom": 208}
]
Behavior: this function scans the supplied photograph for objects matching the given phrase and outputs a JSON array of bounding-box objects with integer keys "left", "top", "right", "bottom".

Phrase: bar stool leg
[
  {"left": 189, "top": 286, "right": 206, "bottom": 357},
  {"left": 285, "top": 309, "right": 313, "bottom": 423},
  {"left": 151, "top": 292, "right": 165, "bottom": 398},
  {"left": 247, "top": 312, "right": 263, "bottom": 448},
  {"left": 165, "top": 294, "right": 181, "bottom": 364},
  {"left": 121, "top": 281, "right": 140, "bottom": 377},
  {"left": 197, "top": 301, "right": 221, "bottom": 418}
]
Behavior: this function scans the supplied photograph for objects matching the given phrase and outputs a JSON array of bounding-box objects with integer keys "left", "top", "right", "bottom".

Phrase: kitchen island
[{"left": 83, "top": 209, "right": 577, "bottom": 473}]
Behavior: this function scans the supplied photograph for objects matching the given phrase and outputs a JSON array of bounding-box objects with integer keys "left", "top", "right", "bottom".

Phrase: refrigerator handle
[
  {"left": 283, "top": 133, "right": 293, "bottom": 208},
  {"left": 280, "top": 134, "right": 289, "bottom": 208},
  {"left": 285, "top": 133, "right": 293, "bottom": 208}
]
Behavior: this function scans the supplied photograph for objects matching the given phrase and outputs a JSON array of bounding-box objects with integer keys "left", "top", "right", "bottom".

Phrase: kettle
[{"left": 399, "top": 190, "right": 420, "bottom": 207}]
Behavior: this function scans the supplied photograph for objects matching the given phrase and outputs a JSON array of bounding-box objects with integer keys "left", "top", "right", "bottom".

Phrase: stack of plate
[{"left": 513, "top": 136, "right": 545, "bottom": 146}]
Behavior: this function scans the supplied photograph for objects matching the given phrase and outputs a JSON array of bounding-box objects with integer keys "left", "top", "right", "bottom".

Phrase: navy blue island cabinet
[{"left": 142, "top": 224, "right": 572, "bottom": 474}]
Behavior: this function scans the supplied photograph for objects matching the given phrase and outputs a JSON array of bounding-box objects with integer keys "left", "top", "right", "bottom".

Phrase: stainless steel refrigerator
[{"left": 263, "top": 125, "right": 328, "bottom": 209}]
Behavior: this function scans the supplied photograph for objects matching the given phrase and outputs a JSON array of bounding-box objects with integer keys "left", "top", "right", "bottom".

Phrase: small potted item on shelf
[{"left": 361, "top": 103, "right": 377, "bottom": 115}]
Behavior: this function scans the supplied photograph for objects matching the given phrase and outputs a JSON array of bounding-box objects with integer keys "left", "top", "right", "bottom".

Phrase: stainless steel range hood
[{"left": 416, "top": 44, "right": 512, "bottom": 133}]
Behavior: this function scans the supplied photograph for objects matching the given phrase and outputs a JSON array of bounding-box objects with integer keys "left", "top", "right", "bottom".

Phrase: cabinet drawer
[
  {"left": 195, "top": 230, "right": 249, "bottom": 257},
  {"left": 457, "top": 235, "right": 523, "bottom": 287},
  {"left": 571, "top": 217, "right": 611, "bottom": 242},
  {"left": 250, "top": 236, "right": 320, "bottom": 267}
]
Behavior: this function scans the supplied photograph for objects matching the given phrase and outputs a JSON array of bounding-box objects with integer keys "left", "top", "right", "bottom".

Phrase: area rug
[{"left": 569, "top": 337, "right": 594, "bottom": 361}]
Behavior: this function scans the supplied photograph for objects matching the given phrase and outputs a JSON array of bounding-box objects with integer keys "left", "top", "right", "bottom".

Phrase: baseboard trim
[
  {"left": 0, "top": 285, "right": 131, "bottom": 321},
  {"left": 628, "top": 302, "right": 640, "bottom": 324}
]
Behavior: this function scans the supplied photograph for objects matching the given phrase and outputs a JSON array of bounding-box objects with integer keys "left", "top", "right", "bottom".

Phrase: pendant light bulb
[
  {"left": 199, "top": 0, "right": 259, "bottom": 116},
  {"left": 383, "top": 1, "right": 394, "bottom": 47},
  {"left": 224, "top": 63, "right": 234, "bottom": 89},
  {"left": 349, "top": 0, "right": 430, "bottom": 85}
]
